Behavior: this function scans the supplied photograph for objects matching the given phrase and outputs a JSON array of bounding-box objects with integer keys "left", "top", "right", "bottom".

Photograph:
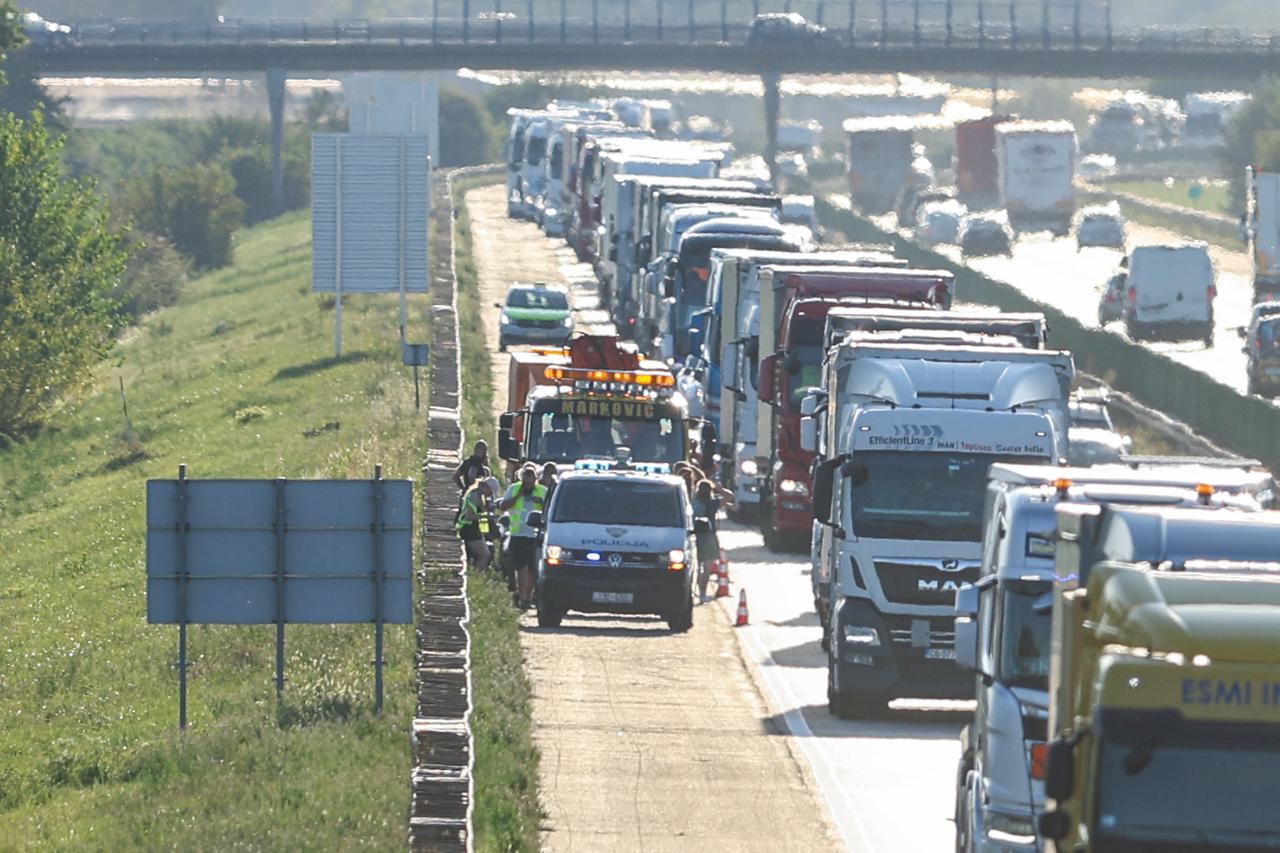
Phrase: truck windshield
[
  {"left": 527, "top": 409, "right": 685, "bottom": 465},
  {"left": 996, "top": 584, "right": 1052, "bottom": 691},
  {"left": 848, "top": 452, "right": 1046, "bottom": 541},
  {"left": 784, "top": 317, "right": 825, "bottom": 410},
  {"left": 552, "top": 480, "right": 684, "bottom": 527},
  {"left": 1095, "top": 718, "right": 1280, "bottom": 851}
]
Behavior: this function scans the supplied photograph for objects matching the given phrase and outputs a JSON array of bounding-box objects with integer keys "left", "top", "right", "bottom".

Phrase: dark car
[
  {"left": 1240, "top": 301, "right": 1280, "bottom": 396},
  {"left": 746, "top": 13, "right": 828, "bottom": 45},
  {"left": 958, "top": 212, "right": 1014, "bottom": 257}
]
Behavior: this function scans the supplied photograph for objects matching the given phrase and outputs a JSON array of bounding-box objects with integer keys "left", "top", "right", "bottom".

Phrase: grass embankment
[
  {"left": 1108, "top": 177, "right": 1233, "bottom": 215},
  {"left": 450, "top": 173, "right": 543, "bottom": 852},
  {"left": 0, "top": 212, "right": 426, "bottom": 846}
]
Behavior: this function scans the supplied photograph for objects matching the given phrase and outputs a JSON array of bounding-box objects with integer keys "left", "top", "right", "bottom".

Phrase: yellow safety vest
[{"left": 504, "top": 484, "right": 547, "bottom": 537}]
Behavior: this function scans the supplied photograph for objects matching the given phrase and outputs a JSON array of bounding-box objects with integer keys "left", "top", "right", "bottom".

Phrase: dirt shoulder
[{"left": 465, "top": 183, "right": 840, "bottom": 852}]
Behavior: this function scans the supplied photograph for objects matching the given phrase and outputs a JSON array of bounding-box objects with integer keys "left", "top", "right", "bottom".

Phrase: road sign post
[{"left": 147, "top": 466, "right": 414, "bottom": 729}]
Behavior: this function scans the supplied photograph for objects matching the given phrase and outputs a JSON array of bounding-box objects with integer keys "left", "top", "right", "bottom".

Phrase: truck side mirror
[
  {"left": 812, "top": 458, "right": 838, "bottom": 522},
  {"left": 498, "top": 422, "right": 521, "bottom": 461},
  {"left": 1044, "top": 739, "right": 1076, "bottom": 801},
  {"left": 722, "top": 342, "right": 742, "bottom": 392},
  {"left": 609, "top": 246, "right": 618, "bottom": 261},
  {"left": 800, "top": 416, "right": 818, "bottom": 454},
  {"left": 499, "top": 412, "right": 515, "bottom": 430},
  {"left": 699, "top": 420, "right": 718, "bottom": 470},
  {"left": 758, "top": 354, "right": 779, "bottom": 406},
  {"left": 953, "top": 586, "right": 980, "bottom": 671}
]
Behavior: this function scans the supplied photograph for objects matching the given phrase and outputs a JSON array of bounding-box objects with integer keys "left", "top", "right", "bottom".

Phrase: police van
[{"left": 532, "top": 464, "right": 696, "bottom": 632}]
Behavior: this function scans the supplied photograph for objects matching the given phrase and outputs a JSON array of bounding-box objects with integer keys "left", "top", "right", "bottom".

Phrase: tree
[
  {"left": 438, "top": 89, "right": 494, "bottom": 167},
  {"left": 1222, "top": 83, "right": 1280, "bottom": 209},
  {"left": 123, "top": 164, "right": 245, "bottom": 269},
  {"left": 0, "top": 112, "right": 127, "bottom": 440}
]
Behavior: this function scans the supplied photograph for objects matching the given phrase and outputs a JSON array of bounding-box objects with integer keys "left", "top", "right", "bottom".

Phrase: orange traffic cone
[
  {"left": 735, "top": 589, "right": 749, "bottom": 627},
  {"left": 717, "top": 559, "right": 731, "bottom": 585},
  {"left": 715, "top": 564, "right": 731, "bottom": 599}
]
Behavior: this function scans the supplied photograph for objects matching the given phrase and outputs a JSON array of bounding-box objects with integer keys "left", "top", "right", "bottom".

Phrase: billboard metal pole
[
  {"left": 274, "top": 477, "right": 287, "bottom": 700},
  {"left": 373, "top": 464, "right": 386, "bottom": 713},
  {"left": 177, "top": 463, "right": 189, "bottom": 731},
  {"left": 398, "top": 136, "right": 408, "bottom": 343},
  {"left": 335, "top": 137, "right": 344, "bottom": 357}
]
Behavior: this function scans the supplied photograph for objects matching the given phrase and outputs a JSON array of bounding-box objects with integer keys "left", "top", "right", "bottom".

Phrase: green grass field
[
  {"left": 1109, "top": 178, "right": 1234, "bottom": 216},
  {"left": 0, "top": 211, "right": 427, "bottom": 848}
]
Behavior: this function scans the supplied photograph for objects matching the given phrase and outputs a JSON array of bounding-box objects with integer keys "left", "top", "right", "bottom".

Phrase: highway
[
  {"left": 841, "top": 197, "right": 1260, "bottom": 398},
  {"left": 476, "top": 184, "right": 969, "bottom": 852}
]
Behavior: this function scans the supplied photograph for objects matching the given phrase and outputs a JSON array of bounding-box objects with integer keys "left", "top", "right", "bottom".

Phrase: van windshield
[{"left": 552, "top": 480, "right": 684, "bottom": 526}]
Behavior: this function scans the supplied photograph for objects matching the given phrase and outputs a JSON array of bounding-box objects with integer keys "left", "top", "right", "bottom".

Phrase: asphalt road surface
[{"left": 467, "top": 183, "right": 846, "bottom": 852}]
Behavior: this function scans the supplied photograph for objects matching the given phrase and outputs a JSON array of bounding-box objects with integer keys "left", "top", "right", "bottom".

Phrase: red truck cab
[{"left": 756, "top": 268, "right": 955, "bottom": 550}]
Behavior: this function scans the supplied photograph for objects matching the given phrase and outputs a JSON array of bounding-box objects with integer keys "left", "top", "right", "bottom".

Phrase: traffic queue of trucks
[{"left": 504, "top": 99, "right": 1280, "bottom": 853}]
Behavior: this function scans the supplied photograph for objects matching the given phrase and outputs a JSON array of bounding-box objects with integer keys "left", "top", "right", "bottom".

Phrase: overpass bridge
[{"left": 25, "top": 2, "right": 1277, "bottom": 211}]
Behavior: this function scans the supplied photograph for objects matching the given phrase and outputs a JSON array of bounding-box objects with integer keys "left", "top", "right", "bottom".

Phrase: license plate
[
  {"left": 592, "top": 591, "right": 633, "bottom": 604},
  {"left": 924, "top": 647, "right": 956, "bottom": 661}
]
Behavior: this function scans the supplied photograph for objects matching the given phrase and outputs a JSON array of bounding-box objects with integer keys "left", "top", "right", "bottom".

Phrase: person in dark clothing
[
  {"left": 454, "top": 440, "right": 489, "bottom": 490},
  {"left": 539, "top": 462, "right": 559, "bottom": 506}
]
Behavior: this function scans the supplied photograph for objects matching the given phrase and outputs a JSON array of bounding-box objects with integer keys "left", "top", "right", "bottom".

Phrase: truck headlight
[
  {"left": 561, "top": 315, "right": 574, "bottom": 328},
  {"left": 500, "top": 312, "right": 511, "bottom": 325},
  {"left": 842, "top": 625, "right": 880, "bottom": 646},
  {"left": 738, "top": 458, "right": 758, "bottom": 477},
  {"left": 985, "top": 811, "right": 1036, "bottom": 846},
  {"left": 778, "top": 478, "right": 809, "bottom": 497}
]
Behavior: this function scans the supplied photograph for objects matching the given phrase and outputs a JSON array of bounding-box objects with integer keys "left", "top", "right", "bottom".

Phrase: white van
[
  {"left": 534, "top": 468, "right": 696, "bottom": 632},
  {"left": 1123, "top": 243, "right": 1216, "bottom": 346}
]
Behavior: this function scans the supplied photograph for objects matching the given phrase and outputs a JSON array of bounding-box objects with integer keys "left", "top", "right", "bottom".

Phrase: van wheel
[
  {"left": 1203, "top": 329, "right": 1215, "bottom": 349},
  {"left": 667, "top": 594, "right": 694, "bottom": 633},
  {"left": 536, "top": 593, "right": 564, "bottom": 628}
]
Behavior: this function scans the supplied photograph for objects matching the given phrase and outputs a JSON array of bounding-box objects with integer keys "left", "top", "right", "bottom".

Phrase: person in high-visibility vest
[
  {"left": 457, "top": 476, "right": 498, "bottom": 571},
  {"left": 499, "top": 464, "right": 547, "bottom": 611}
]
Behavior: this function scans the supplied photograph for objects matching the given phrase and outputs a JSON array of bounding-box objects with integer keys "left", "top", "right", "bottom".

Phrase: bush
[
  {"left": 111, "top": 233, "right": 189, "bottom": 322},
  {"left": 439, "top": 89, "right": 495, "bottom": 167},
  {"left": 223, "top": 145, "right": 310, "bottom": 226},
  {"left": 123, "top": 164, "right": 245, "bottom": 269},
  {"left": 0, "top": 112, "right": 126, "bottom": 441}
]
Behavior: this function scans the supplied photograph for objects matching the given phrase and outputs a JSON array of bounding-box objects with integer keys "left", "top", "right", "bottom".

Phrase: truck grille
[
  {"left": 874, "top": 559, "right": 980, "bottom": 606},
  {"left": 882, "top": 614, "right": 957, "bottom": 650}
]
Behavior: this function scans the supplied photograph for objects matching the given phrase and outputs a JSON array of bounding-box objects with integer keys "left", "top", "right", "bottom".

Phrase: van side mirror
[
  {"left": 758, "top": 354, "right": 779, "bottom": 405},
  {"left": 1044, "top": 739, "right": 1076, "bottom": 801},
  {"left": 527, "top": 510, "right": 544, "bottom": 530},
  {"left": 1038, "top": 810, "right": 1070, "bottom": 842}
]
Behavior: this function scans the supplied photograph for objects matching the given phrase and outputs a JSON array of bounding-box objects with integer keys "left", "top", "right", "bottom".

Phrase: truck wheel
[
  {"left": 762, "top": 518, "right": 784, "bottom": 553},
  {"left": 536, "top": 592, "right": 564, "bottom": 628},
  {"left": 827, "top": 663, "right": 883, "bottom": 719},
  {"left": 667, "top": 594, "right": 694, "bottom": 633}
]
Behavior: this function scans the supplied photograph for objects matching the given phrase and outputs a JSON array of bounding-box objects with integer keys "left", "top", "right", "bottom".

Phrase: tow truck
[
  {"left": 1038, "top": 503, "right": 1280, "bottom": 853},
  {"left": 498, "top": 335, "right": 713, "bottom": 473},
  {"left": 953, "top": 464, "right": 1272, "bottom": 853}
]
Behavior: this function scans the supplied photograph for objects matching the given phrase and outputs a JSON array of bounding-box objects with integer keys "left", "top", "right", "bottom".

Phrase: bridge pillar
[
  {"left": 267, "top": 66, "right": 287, "bottom": 218},
  {"left": 763, "top": 71, "right": 781, "bottom": 188}
]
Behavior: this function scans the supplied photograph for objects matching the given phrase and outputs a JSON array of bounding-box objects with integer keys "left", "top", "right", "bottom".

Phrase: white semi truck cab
[{"left": 810, "top": 339, "right": 1074, "bottom": 717}]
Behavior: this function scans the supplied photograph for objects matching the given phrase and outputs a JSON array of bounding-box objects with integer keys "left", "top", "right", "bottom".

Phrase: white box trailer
[
  {"left": 1248, "top": 166, "right": 1280, "bottom": 302},
  {"left": 996, "top": 120, "right": 1077, "bottom": 237}
]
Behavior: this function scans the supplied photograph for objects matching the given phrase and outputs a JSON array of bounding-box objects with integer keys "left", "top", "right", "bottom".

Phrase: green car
[{"left": 497, "top": 282, "right": 574, "bottom": 351}]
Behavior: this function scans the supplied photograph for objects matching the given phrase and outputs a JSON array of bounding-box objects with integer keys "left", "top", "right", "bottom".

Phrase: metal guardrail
[{"left": 24, "top": 3, "right": 1280, "bottom": 55}]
